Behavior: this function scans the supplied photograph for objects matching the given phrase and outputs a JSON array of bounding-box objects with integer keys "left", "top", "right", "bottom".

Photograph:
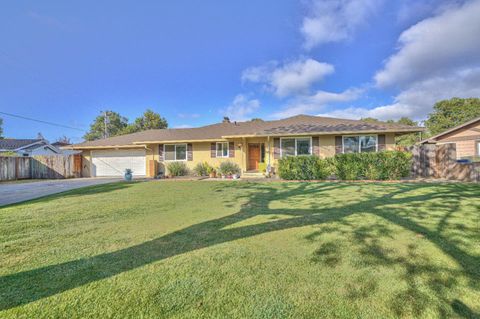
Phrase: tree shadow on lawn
[{"left": 0, "top": 182, "right": 479, "bottom": 317}]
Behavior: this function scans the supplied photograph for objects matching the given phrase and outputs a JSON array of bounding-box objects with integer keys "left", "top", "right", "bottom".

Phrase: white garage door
[{"left": 92, "top": 149, "right": 146, "bottom": 177}]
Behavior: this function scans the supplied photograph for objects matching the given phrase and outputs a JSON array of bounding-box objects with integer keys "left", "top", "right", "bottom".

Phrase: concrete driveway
[{"left": 0, "top": 178, "right": 123, "bottom": 207}]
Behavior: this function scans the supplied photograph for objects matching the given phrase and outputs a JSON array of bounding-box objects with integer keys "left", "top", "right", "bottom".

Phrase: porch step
[{"left": 242, "top": 172, "right": 266, "bottom": 179}]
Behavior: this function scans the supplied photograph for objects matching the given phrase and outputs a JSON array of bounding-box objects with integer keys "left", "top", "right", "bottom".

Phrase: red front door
[{"left": 248, "top": 144, "right": 260, "bottom": 171}]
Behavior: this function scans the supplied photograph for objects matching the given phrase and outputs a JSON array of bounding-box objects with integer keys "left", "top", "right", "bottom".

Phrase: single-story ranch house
[
  {"left": 69, "top": 115, "right": 423, "bottom": 177},
  {"left": 421, "top": 116, "right": 480, "bottom": 159}
]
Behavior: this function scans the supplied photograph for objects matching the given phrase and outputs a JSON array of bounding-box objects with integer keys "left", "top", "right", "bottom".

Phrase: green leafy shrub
[
  {"left": 278, "top": 155, "right": 332, "bottom": 180},
  {"left": 333, "top": 151, "right": 412, "bottom": 180},
  {"left": 166, "top": 161, "right": 189, "bottom": 177},
  {"left": 193, "top": 162, "right": 212, "bottom": 176},
  {"left": 218, "top": 161, "right": 241, "bottom": 176},
  {"left": 277, "top": 151, "right": 412, "bottom": 181}
]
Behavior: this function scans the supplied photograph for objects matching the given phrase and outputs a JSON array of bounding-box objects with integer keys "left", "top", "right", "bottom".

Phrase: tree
[
  {"left": 395, "top": 117, "right": 421, "bottom": 147},
  {"left": 83, "top": 111, "right": 129, "bottom": 141},
  {"left": 56, "top": 135, "right": 71, "bottom": 144},
  {"left": 123, "top": 109, "right": 168, "bottom": 134},
  {"left": 251, "top": 118, "right": 264, "bottom": 122},
  {"left": 360, "top": 117, "right": 381, "bottom": 123},
  {"left": 425, "top": 97, "right": 480, "bottom": 136},
  {"left": 0, "top": 117, "right": 3, "bottom": 139}
]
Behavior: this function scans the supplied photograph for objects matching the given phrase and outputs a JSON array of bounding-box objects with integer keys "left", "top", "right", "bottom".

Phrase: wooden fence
[
  {"left": 0, "top": 155, "right": 82, "bottom": 181},
  {"left": 410, "top": 144, "right": 480, "bottom": 182}
]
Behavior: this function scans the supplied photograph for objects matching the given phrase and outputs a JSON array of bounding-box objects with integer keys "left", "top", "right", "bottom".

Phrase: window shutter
[
  {"left": 274, "top": 138, "right": 280, "bottom": 159},
  {"left": 229, "top": 142, "right": 235, "bottom": 158},
  {"left": 159, "top": 144, "right": 164, "bottom": 161},
  {"left": 312, "top": 136, "right": 320, "bottom": 156},
  {"left": 187, "top": 143, "right": 193, "bottom": 161},
  {"left": 378, "top": 135, "right": 386, "bottom": 151},
  {"left": 335, "top": 136, "right": 343, "bottom": 154},
  {"left": 211, "top": 143, "right": 216, "bottom": 158}
]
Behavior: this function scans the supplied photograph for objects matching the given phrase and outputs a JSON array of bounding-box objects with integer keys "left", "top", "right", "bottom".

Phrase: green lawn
[{"left": 0, "top": 181, "right": 479, "bottom": 318}]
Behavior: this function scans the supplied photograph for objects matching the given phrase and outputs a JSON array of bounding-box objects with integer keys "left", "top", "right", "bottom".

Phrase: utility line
[{"left": 0, "top": 111, "right": 86, "bottom": 132}]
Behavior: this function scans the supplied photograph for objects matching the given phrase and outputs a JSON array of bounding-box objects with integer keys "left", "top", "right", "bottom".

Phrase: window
[
  {"left": 216, "top": 142, "right": 229, "bottom": 158},
  {"left": 280, "top": 137, "right": 312, "bottom": 157},
  {"left": 342, "top": 135, "right": 378, "bottom": 153},
  {"left": 164, "top": 144, "right": 187, "bottom": 161},
  {"left": 260, "top": 144, "right": 265, "bottom": 163},
  {"left": 477, "top": 141, "right": 480, "bottom": 156}
]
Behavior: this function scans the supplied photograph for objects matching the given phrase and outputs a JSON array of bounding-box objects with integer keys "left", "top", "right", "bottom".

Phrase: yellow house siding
[
  {"left": 385, "top": 133, "right": 395, "bottom": 150},
  {"left": 152, "top": 140, "right": 244, "bottom": 174},
  {"left": 83, "top": 133, "right": 399, "bottom": 177}
]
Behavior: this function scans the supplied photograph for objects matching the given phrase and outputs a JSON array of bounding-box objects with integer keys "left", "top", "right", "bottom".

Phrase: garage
[{"left": 91, "top": 149, "right": 146, "bottom": 177}]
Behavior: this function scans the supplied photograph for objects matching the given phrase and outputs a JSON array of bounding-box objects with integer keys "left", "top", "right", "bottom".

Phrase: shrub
[
  {"left": 218, "top": 161, "right": 241, "bottom": 176},
  {"left": 166, "top": 161, "right": 189, "bottom": 177},
  {"left": 277, "top": 151, "right": 412, "bottom": 181},
  {"left": 278, "top": 155, "right": 332, "bottom": 180},
  {"left": 193, "top": 162, "right": 211, "bottom": 176},
  {"left": 333, "top": 151, "right": 412, "bottom": 180}
]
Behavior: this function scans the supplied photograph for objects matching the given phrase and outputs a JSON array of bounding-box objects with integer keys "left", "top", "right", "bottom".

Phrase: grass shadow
[{"left": 0, "top": 181, "right": 479, "bottom": 316}]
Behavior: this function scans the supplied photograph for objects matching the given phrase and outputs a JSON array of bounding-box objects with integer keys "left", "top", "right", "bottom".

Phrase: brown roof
[
  {"left": 71, "top": 115, "right": 424, "bottom": 149},
  {"left": 0, "top": 139, "right": 43, "bottom": 150}
]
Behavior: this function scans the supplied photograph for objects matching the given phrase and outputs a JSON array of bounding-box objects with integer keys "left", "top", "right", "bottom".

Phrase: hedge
[
  {"left": 278, "top": 155, "right": 332, "bottom": 180},
  {"left": 278, "top": 151, "right": 412, "bottom": 181}
]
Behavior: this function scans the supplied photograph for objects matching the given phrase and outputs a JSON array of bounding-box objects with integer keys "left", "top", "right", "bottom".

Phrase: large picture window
[
  {"left": 164, "top": 144, "right": 187, "bottom": 161},
  {"left": 342, "top": 135, "right": 378, "bottom": 153},
  {"left": 216, "top": 142, "right": 229, "bottom": 158},
  {"left": 280, "top": 137, "right": 312, "bottom": 157}
]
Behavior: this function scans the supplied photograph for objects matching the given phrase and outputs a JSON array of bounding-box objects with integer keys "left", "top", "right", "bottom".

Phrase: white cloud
[
  {"left": 396, "top": 0, "right": 465, "bottom": 25},
  {"left": 242, "top": 58, "right": 334, "bottom": 97},
  {"left": 301, "top": 0, "right": 383, "bottom": 49},
  {"left": 375, "top": 0, "right": 480, "bottom": 88},
  {"left": 177, "top": 113, "right": 200, "bottom": 119},
  {"left": 273, "top": 87, "right": 363, "bottom": 118},
  {"left": 222, "top": 94, "right": 260, "bottom": 121},
  {"left": 322, "top": 67, "right": 480, "bottom": 121},
  {"left": 173, "top": 124, "right": 193, "bottom": 129}
]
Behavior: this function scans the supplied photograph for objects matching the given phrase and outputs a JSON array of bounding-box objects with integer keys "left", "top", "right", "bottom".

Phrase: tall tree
[
  {"left": 83, "top": 111, "right": 129, "bottom": 141},
  {"left": 123, "top": 109, "right": 168, "bottom": 134},
  {"left": 0, "top": 117, "right": 3, "bottom": 139},
  {"left": 395, "top": 117, "right": 421, "bottom": 147},
  {"left": 425, "top": 97, "right": 480, "bottom": 136}
]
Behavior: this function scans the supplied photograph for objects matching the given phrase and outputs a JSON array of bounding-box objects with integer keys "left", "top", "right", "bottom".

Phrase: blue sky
[{"left": 1, "top": 0, "right": 479, "bottom": 142}]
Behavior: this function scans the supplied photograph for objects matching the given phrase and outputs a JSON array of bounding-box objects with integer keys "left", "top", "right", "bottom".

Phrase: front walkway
[{"left": 0, "top": 178, "right": 122, "bottom": 207}]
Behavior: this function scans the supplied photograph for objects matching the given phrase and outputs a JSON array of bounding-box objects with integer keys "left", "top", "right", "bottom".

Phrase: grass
[{"left": 0, "top": 180, "right": 479, "bottom": 318}]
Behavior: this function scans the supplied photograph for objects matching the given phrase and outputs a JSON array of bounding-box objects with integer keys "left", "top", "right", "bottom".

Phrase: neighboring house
[
  {"left": 69, "top": 115, "right": 423, "bottom": 177},
  {"left": 0, "top": 138, "right": 62, "bottom": 156},
  {"left": 421, "top": 116, "right": 480, "bottom": 159},
  {"left": 51, "top": 141, "right": 81, "bottom": 155}
]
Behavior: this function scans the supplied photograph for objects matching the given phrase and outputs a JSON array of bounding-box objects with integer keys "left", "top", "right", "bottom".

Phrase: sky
[{"left": 1, "top": 0, "right": 480, "bottom": 142}]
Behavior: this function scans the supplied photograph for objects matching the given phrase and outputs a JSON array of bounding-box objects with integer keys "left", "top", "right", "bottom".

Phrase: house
[
  {"left": 0, "top": 138, "right": 62, "bottom": 156},
  {"left": 69, "top": 115, "right": 423, "bottom": 177},
  {"left": 51, "top": 141, "right": 81, "bottom": 155},
  {"left": 421, "top": 116, "right": 480, "bottom": 159}
]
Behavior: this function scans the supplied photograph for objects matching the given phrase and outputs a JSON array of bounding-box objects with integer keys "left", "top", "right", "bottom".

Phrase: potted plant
[
  {"left": 124, "top": 168, "right": 133, "bottom": 181},
  {"left": 207, "top": 166, "right": 217, "bottom": 178}
]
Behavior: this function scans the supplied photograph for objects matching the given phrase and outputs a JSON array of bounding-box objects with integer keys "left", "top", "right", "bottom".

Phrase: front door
[{"left": 248, "top": 144, "right": 261, "bottom": 171}]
